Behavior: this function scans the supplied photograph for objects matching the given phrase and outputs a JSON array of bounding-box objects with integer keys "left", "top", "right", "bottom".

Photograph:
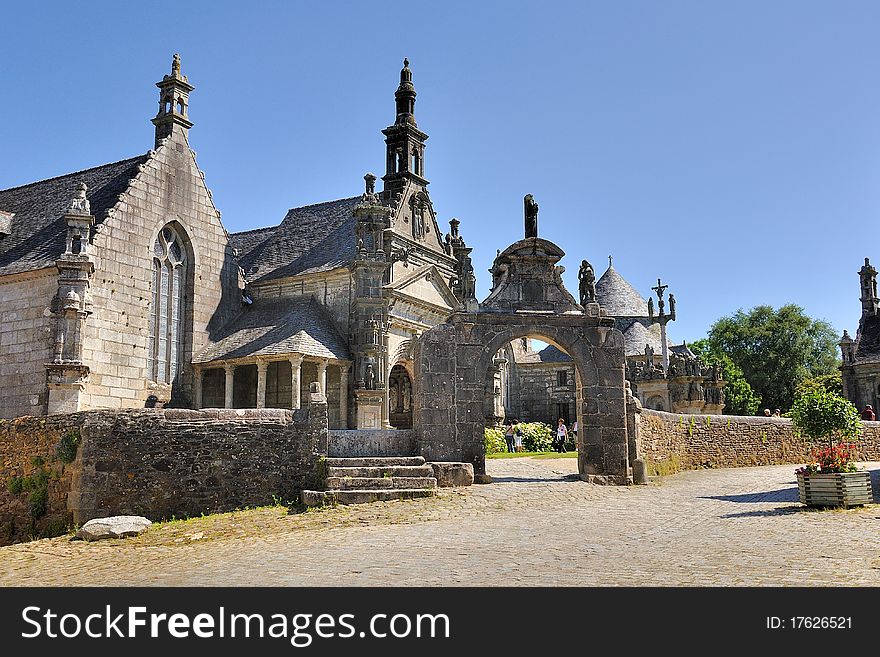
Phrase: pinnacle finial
[
  {"left": 172, "top": 53, "right": 181, "bottom": 77},
  {"left": 404, "top": 58, "right": 409, "bottom": 68},
  {"left": 67, "top": 183, "right": 90, "bottom": 215},
  {"left": 608, "top": 255, "right": 613, "bottom": 268}
]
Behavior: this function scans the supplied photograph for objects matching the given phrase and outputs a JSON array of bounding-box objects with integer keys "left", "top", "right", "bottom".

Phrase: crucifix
[{"left": 648, "top": 277, "right": 676, "bottom": 372}]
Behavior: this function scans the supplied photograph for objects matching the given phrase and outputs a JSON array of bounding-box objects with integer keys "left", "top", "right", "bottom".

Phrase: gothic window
[
  {"left": 148, "top": 224, "right": 188, "bottom": 384},
  {"left": 557, "top": 370, "right": 568, "bottom": 386}
]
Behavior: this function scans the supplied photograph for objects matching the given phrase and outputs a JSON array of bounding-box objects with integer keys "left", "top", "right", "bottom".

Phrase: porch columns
[
  {"left": 317, "top": 359, "right": 328, "bottom": 395},
  {"left": 193, "top": 365, "right": 203, "bottom": 410},
  {"left": 256, "top": 360, "right": 268, "bottom": 409},
  {"left": 223, "top": 363, "right": 235, "bottom": 409},
  {"left": 289, "top": 355, "right": 303, "bottom": 410},
  {"left": 339, "top": 364, "right": 349, "bottom": 428}
]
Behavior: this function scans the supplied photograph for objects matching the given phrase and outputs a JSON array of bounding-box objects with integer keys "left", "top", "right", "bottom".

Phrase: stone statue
[
  {"left": 578, "top": 260, "right": 596, "bottom": 305},
  {"left": 644, "top": 343, "right": 654, "bottom": 369},
  {"left": 524, "top": 194, "right": 538, "bottom": 238},
  {"left": 669, "top": 293, "right": 676, "bottom": 318},
  {"left": 402, "top": 378, "right": 411, "bottom": 411},
  {"left": 368, "top": 318, "right": 379, "bottom": 345},
  {"left": 648, "top": 296, "right": 654, "bottom": 319},
  {"left": 365, "top": 362, "right": 376, "bottom": 390},
  {"left": 68, "top": 183, "right": 90, "bottom": 215}
]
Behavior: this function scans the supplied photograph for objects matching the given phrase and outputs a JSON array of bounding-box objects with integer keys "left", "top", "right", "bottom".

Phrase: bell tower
[
  {"left": 152, "top": 53, "right": 194, "bottom": 148},
  {"left": 381, "top": 59, "right": 429, "bottom": 199},
  {"left": 859, "top": 257, "right": 879, "bottom": 316}
]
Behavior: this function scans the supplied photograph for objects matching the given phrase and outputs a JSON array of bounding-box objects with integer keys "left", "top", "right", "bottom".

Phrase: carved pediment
[
  {"left": 481, "top": 237, "right": 581, "bottom": 314},
  {"left": 386, "top": 264, "right": 458, "bottom": 311}
]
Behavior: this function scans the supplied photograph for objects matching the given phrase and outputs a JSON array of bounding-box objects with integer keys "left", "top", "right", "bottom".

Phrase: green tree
[
  {"left": 706, "top": 305, "right": 839, "bottom": 412},
  {"left": 790, "top": 388, "right": 861, "bottom": 448},
  {"left": 795, "top": 373, "right": 843, "bottom": 398},
  {"left": 689, "top": 339, "right": 761, "bottom": 416}
]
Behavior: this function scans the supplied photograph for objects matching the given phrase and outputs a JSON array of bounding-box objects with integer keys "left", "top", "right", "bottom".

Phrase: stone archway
[
  {"left": 388, "top": 364, "right": 413, "bottom": 429},
  {"left": 414, "top": 235, "right": 633, "bottom": 484}
]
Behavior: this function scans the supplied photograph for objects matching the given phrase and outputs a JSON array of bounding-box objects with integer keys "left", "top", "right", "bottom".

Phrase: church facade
[
  {"left": 839, "top": 258, "right": 880, "bottom": 413},
  {"left": 0, "top": 54, "right": 721, "bottom": 429},
  {"left": 0, "top": 56, "right": 474, "bottom": 428}
]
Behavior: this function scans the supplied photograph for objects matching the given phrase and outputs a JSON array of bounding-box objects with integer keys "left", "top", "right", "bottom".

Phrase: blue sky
[{"left": 2, "top": 1, "right": 879, "bottom": 345}]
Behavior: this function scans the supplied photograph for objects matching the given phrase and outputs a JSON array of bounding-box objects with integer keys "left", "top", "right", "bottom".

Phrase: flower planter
[{"left": 796, "top": 471, "right": 873, "bottom": 507}]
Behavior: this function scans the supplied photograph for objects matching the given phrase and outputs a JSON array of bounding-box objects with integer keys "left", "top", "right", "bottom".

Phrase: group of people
[
  {"left": 762, "top": 408, "right": 782, "bottom": 417},
  {"left": 501, "top": 418, "right": 578, "bottom": 453}
]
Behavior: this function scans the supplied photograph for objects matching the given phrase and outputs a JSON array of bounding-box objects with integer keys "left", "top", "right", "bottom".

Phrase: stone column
[
  {"left": 317, "top": 359, "right": 328, "bottom": 395},
  {"left": 223, "top": 363, "right": 235, "bottom": 409},
  {"left": 339, "top": 364, "right": 349, "bottom": 429},
  {"left": 256, "top": 360, "right": 268, "bottom": 409},
  {"left": 193, "top": 366, "right": 203, "bottom": 410},
  {"left": 289, "top": 355, "right": 303, "bottom": 410}
]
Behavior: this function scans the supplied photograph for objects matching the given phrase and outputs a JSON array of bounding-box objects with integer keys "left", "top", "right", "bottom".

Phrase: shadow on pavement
[{"left": 699, "top": 487, "right": 800, "bottom": 504}]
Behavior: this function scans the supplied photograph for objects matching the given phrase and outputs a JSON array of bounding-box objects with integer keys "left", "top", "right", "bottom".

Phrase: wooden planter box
[{"left": 797, "top": 471, "right": 873, "bottom": 507}]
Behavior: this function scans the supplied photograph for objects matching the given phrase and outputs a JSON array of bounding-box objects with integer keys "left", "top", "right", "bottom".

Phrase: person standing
[
  {"left": 862, "top": 405, "right": 876, "bottom": 421},
  {"left": 571, "top": 420, "right": 578, "bottom": 448},
  {"left": 504, "top": 420, "right": 516, "bottom": 453},
  {"left": 556, "top": 418, "right": 568, "bottom": 453},
  {"left": 514, "top": 424, "right": 524, "bottom": 452}
]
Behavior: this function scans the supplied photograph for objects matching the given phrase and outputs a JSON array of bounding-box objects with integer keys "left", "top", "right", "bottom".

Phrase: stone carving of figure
[
  {"left": 578, "top": 260, "right": 596, "bottom": 305},
  {"left": 644, "top": 343, "right": 654, "bottom": 369},
  {"left": 390, "top": 381, "right": 399, "bottom": 412},
  {"left": 648, "top": 296, "right": 654, "bottom": 319},
  {"left": 524, "top": 194, "right": 538, "bottom": 238},
  {"left": 413, "top": 208, "right": 425, "bottom": 239},
  {"left": 365, "top": 362, "right": 376, "bottom": 390},
  {"left": 368, "top": 318, "right": 379, "bottom": 345},
  {"left": 669, "top": 293, "right": 676, "bottom": 318},
  {"left": 68, "top": 183, "right": 90, "bottom": 215},
  {"left": 402, "top": 378, "right": 411, "bottom": 411},
  {"left": 711, "top": 362, "right": 721, "bottom": 382},
  {"left": 689, "top": 379, "right": 704, "bottom": 402}
]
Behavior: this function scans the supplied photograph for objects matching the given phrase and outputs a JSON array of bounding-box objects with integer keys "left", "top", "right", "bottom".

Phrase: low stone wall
[
  {"left": 639, "top": 409, "right": 880, "bottom": 475},
  {"left": 328, "top": 430, "right": 416, "bottom": 458},
  {"left": 0, "top": 414, "right": 88, "bottom": 545},
  {"left": 0, "top": 401, "right": 328, "bottom": 546}
]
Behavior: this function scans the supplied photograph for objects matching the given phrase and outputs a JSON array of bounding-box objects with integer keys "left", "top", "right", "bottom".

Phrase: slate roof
[
  {"left": 513, "top": 344, "right": 572, "bottom": 364},
  {"left": 595, "top": 265, "right": 649, "bottom": 317},
  {"left": 194, "top": 297, "right": 351, "bottom": 363},
  {"left": 670, "top": 343, "right": 696, "bottom": 359},
  {"left": 229, "top": 197, "right": 361, "bottom": 283},
  {"left": 622, "top": 321, "right": 667, "bottom": 357},
  {"left": 855, "top": 314, "right": 880, "bottom": 363},
  {"left": 0, "top": 155, "right": 150, "bottom": 277}
]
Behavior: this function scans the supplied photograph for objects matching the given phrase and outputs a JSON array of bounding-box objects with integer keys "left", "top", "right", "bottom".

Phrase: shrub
[
  {"left": 790, "top": 389, "right": 862, "bottom": 475},
  {"left": 55, "top": 430, "right": 81, "bottom": 464},
  {"left": 790, "top": 389, "right": 861, "bottom": 447},
  {"left": 484, "top": 426, "right": 507, "bottom": 454},
  {"left": 518, "top": 422, "right": 553, "bottom": 452}
]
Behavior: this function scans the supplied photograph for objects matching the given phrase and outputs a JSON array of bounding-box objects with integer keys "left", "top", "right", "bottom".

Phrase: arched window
[{"left": 148, "top": 224, "right": 188, "bottom": 383}]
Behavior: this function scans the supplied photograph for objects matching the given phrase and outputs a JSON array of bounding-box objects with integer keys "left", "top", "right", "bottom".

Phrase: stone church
[
  {"left": 0, "top": 56, "right": 475, "bottom": 428},
  {"left": 0, "top": 54, "right": 722, "bottom": 429},
  {"left": 839, "top": 257, "right": 880, "bottom": 412}
]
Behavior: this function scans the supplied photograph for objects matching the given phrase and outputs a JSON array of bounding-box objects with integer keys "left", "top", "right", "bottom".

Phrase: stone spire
[
  {"left": 394, "top": 58, "right": 417, "bottom": 126},
  {"left": 152, "top": 53, "right": 194, "bottom": 148},
  {"left": 382, "top": 59, "right": 429, "bottom": 199},
  {"left": 859, "top": 257, "right": 879, "bottom": 316}
]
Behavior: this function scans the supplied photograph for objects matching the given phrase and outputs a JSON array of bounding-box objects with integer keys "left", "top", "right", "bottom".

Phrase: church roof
[
  {"left": 194, "top": 297, "right": 351, "bottom": 363},
  {"left": 595, "top": 265, "right": 649, "bottom": 317},
  {"left": 230, "top": 197, "right": 361, "bottom": 283},
  {"left": 854, "top": 314, "right": 880, "bottom": 363},
  {"left": 0, "top": 155, "right": 150, "bottom": 277},
  {"left": 622, "top": 321, "right": 667, "bottom": 357},
  {"left": 513, "top": 344, "right": 572, "bottom": 364}
]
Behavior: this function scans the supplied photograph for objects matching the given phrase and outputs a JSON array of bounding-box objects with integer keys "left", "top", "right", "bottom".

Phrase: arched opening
[
  {"left": 389, "top": 364, "right": 413, "bottom": 429},
  {"left": 177, "top": 98, "right": 185, "bottom": 115},
  {"left": 412, "top": 151, "right": 420, "bottom": 176},
  {"left": 646, "top": 395, "right": 666, "bottom": 411},
  {"left": 484, "top": 335, "right": 582, "bottom": 465}
]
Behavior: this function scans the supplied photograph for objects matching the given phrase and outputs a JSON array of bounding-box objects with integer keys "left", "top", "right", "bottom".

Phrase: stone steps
[
  {"left": 325, "top": 456, "right": 426, "bottom": 468},
  {"left": 302, "top": 488, "right": 436, "bottom": 506},
  {"left": 302, "top": 455, "right": 438, "bottom": 507},
  {"left": 325, "top": 476, "right": 437, "bottom": 490},
  {"left": 327, "top": 465, "right": 434, "bottom": 478}
]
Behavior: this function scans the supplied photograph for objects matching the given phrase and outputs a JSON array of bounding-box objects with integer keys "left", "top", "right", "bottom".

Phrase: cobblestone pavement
[{"left": 2, "top": 458, "right": 880, "bottom": 586}]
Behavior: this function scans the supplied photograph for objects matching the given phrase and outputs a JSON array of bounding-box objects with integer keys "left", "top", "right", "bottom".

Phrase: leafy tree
[
  {"left": 795, "top": 373, "right": 843, "bottom": 398},
  {"left": 790, "top": 389, "right": 861, "bottom": 448},
  {"left": 705, "top": 305, "right": 839, "bottom": 412},
  {"left": 689, "top": 339, "right": 761, "bottom": 416}
]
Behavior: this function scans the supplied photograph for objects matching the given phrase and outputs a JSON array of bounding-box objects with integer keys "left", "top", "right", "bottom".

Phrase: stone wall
[
  {"left": 0, "top": 400, "right": 328, "bottom": 546},
  {"left": 329, "top": 429, "right": 416, "bottom": 457},
  {"left": 639, "top": 409, "right": 880, "bottom": 474},
  {"left": 83, "top": 128, "right": 242, "bottom": 411},
  {"left": 0, "top": 269, "right": 58, "bottom": 418},
  {"left": 516, "top": 361, "right": 576, "bottom": 425},
  {"left": 0, "top": 413, "right": 88, "bottom": 545}
]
